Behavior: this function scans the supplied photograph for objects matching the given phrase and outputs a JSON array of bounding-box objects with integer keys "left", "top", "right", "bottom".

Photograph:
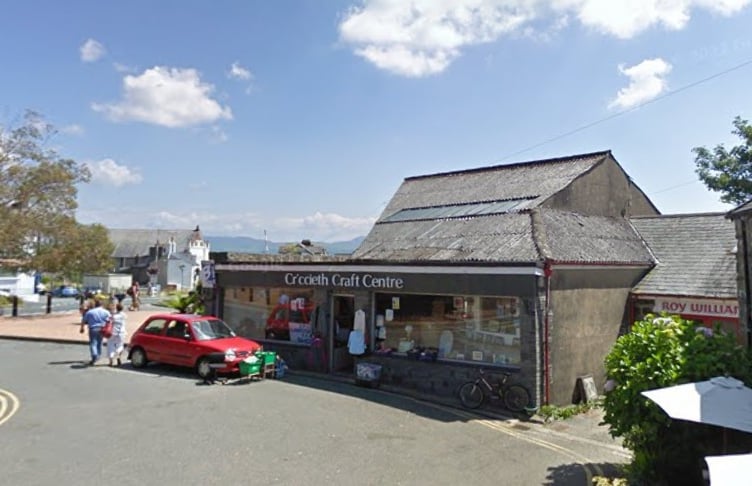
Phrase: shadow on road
[
  {"left": 545, "top": 461, "right": 626, "bottom": 485},
  {"left": 277, "top": 371, "right": 517, "bottom": 424}
]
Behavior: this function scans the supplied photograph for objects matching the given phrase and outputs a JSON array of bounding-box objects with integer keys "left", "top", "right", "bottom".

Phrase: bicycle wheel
[
  {"left": 459, "top": 382, "right": 485, "bottom": 409},
  {"left": 502, "top": 384, "right": 531, "bottom": 412}
]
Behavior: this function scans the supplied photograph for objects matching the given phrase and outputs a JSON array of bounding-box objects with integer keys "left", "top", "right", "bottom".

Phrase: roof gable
[{"left": 377, "top": 151, "right": 610, "bottom": 222}]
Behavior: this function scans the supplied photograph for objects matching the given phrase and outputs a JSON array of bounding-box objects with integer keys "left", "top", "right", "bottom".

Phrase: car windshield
[{"left": 190, "top": 319, "right": 236, "bottom": 341}]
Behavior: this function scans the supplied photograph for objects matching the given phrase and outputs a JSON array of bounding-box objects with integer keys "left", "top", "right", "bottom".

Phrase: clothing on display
[{"left": 348, "top": 329, "right": 365, "bottom": 355}]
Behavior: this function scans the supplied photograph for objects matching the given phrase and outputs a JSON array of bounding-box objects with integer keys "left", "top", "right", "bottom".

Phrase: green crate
[
  {"left": 255, "top": 351, "right": 277, "bottom": 366},
  {"left": 239, "top": 360, "right": 262, "bottom": 376}
]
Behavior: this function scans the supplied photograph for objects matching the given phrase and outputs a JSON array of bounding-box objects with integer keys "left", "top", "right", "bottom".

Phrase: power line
[
  {"left": 497, "top": 57, "right": 752, "bottom": 163},
  {"left": 651, "top": 179, "right": 698, "bottom": 194}
]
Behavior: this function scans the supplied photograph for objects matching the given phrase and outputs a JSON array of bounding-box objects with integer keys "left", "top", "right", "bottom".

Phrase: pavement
[
  {"left": 0, "top": 306, "right": 163, "bottom": 345},
  {"left": 0, "top": 306, "right": 629, "bottom": 468}
]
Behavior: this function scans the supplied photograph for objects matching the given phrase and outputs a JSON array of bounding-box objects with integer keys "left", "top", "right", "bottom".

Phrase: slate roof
[
  {"left": 351, "top": 208, "right": 654, "bottom": 264},
  {"left": 108, "top": 229, "right": 195, "bottom": 258},
  {"left": 630, "top": 213, "right": 737, "bottom": 298},
  {"left": 728, "top": 197, "right": 752, "bottom": 217},
  {"left": 378, "top": 151, "right": 610, "bottom": 221},
  {"left": 538, "top": 210, "right": 655, "bottom": 264},
  {"left": 352, "top": 151, "right": 654, "bottom": 265}
]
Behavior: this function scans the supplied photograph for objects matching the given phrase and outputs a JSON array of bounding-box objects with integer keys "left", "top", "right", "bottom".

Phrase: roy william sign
[{"left": 653, "top": 297, "right": 739, "bottom": 319}]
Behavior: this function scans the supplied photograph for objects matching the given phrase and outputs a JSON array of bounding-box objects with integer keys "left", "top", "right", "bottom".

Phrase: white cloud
[
  {"left": 92, "top": 66, "right": 233, "bottom": 128},
  {"left": 113, "top": 62, "right": 136, "bottom": 73},
  {"left": 227, "top": 61, "right": 253, "bottom": 81},
  {"left": 608, "top": 58, "right": 672, "bottom": 110},
  {"left": 565, "top": 0, "right": 751, "bottom": 38},
  {"left": 85, "top": 159, "right": 143, "bottom": 187},
  {"left": 339, "top": 0, "right": 751, "bottom": 77},
  {"left": 61, "top": 124, "right": 85, "bottom": 136},
  {"left": 75, "top": 208, "right": 375, "bottom": 241},
  {"left": 339, "top": 0, "right": 534, "bottom": 77},
  {"left": 80, "top": 38, "right": 106, "bottom": 62},
  {"left": 209, "top": 125, "right": 229, "bottom": 143}
]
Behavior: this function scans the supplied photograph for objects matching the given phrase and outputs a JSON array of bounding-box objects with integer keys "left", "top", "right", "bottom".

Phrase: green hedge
[{"left": 602, "top": 314, "right": 752, "bottom": 485}]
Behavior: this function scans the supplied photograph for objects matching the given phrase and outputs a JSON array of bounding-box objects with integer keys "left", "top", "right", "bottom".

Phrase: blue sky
[{"left": 2, "top": 1, "right": 751, "bottom": 241}]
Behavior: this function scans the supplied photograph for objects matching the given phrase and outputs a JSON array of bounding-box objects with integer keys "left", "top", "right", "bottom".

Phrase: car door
[
  {"left": 161, "top": 319, "right": 194, "bottom": 367},
  {"left": 136, "top": 318, "right": 169, "bottom": 362}
]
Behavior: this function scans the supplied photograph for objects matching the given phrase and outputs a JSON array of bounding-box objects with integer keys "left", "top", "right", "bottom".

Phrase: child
[{"left": 107, "top": 303, "right": 127, "bottom": 367}]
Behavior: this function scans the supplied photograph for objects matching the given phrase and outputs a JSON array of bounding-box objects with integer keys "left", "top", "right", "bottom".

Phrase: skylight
[{"left": 382, "top": 198, "right": 534, "bottom": 223}]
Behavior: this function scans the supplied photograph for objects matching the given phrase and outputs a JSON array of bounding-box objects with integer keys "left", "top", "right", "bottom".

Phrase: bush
[
  {"left": 159, "top": 284, "right": 205, "bottom": 314},
  {"left": 603, "top": 314, "right": 752, "bottom": 485}
]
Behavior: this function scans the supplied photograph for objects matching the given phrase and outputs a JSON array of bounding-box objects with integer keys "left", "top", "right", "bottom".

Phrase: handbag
[{"left": 101, "top": 320, "right": 113, "bottom": 338}]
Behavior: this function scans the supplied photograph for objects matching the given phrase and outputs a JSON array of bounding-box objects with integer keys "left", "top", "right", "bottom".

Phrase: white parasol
[
  {"left": 704, "top": 453, "right": 752, "bottom": 485},
  {"left": 641, "top": 376, "right": 752, "bottom": 434}
]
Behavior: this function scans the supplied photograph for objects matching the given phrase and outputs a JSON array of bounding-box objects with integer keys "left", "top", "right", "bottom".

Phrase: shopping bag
[{"left": 101, "top": 320, "right": 113, "bottom": 338}]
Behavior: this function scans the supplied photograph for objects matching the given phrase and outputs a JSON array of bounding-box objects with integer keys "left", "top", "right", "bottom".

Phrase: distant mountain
[{"left": 207, "top": 235, "right": 365, "bottom": 255}]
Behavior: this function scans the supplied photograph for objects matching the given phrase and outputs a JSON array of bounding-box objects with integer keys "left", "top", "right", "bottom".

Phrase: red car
[
  {"left": 128, "top": 313, "right": 262, "bottom": 379},
  {"left": 265, "top": 302, "right": 313, "bottom": 340}
]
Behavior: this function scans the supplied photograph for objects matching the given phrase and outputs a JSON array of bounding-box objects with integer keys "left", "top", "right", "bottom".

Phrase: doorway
[{"left": 330, "top": 295, "right": 355, "bottom": 373}]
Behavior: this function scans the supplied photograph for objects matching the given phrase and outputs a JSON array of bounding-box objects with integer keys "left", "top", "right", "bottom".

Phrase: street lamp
[{"left": 179, "top": 264, "right": 186, "bottom": 290}]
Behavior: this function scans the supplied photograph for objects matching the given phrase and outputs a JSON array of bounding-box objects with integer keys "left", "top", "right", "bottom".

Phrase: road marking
[
  {"left": 475, "top": 418, "right": 601, "bottom": 482},
  {"left": 0, "top": 388, "right": 20, "bottom": 427},
  {"left": 389, "top": 395, "right": 606, "bottom": 485}
]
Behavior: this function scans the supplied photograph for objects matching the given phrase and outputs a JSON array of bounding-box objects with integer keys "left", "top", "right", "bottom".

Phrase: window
[
  {"left": 142, "top": 319, "right": 167, "bottom": 335},
  {"left": 375, "top": 293, "right": 524, "bottom": 365},
  {"left": 222, "top": 286, "right": 316, "bottom": 344},
  {"left": 165, "top": 320, "right": 188, "bottom": 339}
]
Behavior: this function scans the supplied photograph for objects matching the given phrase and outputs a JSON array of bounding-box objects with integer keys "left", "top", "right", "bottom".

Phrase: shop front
[
  {"left": 632, "top": 294, "right": 742, "bottom": 344},
  {"left": 216, "top": 262, "right": 543, "bottom": 404}
]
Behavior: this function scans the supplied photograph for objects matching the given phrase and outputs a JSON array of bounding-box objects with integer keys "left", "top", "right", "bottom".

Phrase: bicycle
[{"left": 458, "top": 368, "right": 531, "bottom": 412}]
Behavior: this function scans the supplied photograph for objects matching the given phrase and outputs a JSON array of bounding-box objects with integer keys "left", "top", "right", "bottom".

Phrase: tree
[
  {"left": 693, "top": 116, "right": 752, "bottom": 205},
  {"left": 33, "top": 218, "right": 115, "bottom": 280},
  {"left": 0, "top": 111, "right": 105, "bottom": 274},
  {"left": 602, "top": 314, "right": 752, "bottom": 484}
]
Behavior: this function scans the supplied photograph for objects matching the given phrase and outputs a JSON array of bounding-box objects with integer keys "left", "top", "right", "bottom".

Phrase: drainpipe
[{"left": 543, "top": 259, "right": 553, "bottom": 405}]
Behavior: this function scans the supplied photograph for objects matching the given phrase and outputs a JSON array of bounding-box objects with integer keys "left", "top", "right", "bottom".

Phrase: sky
[{"left": 2, "top": 0, "right": 751, "bottom": 242}]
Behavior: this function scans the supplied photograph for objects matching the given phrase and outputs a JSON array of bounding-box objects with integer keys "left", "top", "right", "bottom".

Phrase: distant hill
[{"left": 207, "top": 235, "right": 365, "bottom": 255}]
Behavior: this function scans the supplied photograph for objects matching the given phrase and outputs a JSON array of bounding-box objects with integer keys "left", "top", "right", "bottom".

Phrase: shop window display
[
  {"left": 374, "top": 293, "right": 523, "bottom": 365},
  {"left": 223, "top": 286, "right": 316, "bottom": 344}
]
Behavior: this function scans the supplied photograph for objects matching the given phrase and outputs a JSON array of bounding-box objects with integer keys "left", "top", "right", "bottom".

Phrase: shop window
[
  {"left": 222, "top": 286, "right": 317, "bottom": 345},
  {"left": 374, "top": 293, "right": 523, "bottom": 366}
]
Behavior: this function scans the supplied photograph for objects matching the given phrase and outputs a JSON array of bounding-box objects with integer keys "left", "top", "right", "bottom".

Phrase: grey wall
[
  {"left": 546, "top": 266, "right": 648, "bottom": 405},
  {"left": 543, "top": 157, "right": 659, "bottom": 218}
]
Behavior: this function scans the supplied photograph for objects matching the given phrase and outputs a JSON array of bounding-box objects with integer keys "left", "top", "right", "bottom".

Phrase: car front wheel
[
  {"left": 196, "top": 357, "right": 212, "bottom": 379},
  {"left": 130, "top": 347, "right": 148, "bottom": 368}
]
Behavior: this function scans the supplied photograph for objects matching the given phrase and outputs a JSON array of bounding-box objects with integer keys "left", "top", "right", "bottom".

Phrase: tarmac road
[{"left": 0, "top": 339, "right": 629, "bottom": 486}]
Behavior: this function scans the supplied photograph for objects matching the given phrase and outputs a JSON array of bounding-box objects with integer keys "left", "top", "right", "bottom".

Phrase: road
[{"left": 0, "top": 340, "right": 628, "bottom": 486}]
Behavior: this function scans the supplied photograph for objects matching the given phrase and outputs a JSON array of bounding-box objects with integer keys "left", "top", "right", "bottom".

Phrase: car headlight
[{"left": 225, "top": 349, "right": 236, "bottom": 361}]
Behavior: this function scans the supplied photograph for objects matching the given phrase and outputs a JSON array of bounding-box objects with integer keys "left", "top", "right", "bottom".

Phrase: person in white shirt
[{"left": 107, "top": 303, "right": 127, "bottom": 367}]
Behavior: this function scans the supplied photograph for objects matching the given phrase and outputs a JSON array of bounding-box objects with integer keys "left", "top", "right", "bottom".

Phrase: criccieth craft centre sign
[
  {"left": 284, "top": 272, "right": 405, "bottom": 290},
  {"left": 653, "top": 297, "right": 739, "bottom": 319}
]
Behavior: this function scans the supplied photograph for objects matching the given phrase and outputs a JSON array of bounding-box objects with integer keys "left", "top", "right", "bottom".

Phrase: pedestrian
[
  {"left": 128, "top": 281, "right": 140, "bottom": 311},
  {"left": 107, "top": 303, "right": 127, "bottom": 367},
  {"left": 79, "top": 299, "right": 112, "bottom": 366}
]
